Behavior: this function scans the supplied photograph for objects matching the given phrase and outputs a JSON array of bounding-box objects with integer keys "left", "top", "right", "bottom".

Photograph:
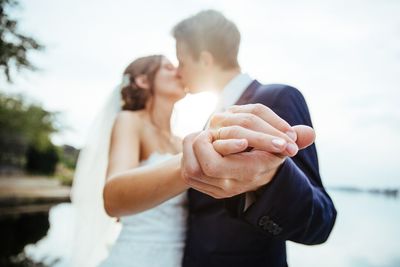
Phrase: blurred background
[{"left": 0, "top": 0, "right": 399, "bottom": 266}]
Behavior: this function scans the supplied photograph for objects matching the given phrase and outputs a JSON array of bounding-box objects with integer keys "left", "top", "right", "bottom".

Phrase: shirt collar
[{"left": 217, "top": 73, "right": 253, "bottom": 111}]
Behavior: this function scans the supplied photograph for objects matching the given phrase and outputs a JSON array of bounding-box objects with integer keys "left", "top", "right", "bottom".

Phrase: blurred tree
[
  {"left": 0, "top": 92, "right": 59, "bottom": 174},
  {"left": 55, "top": 145, "right": 79, "bottom": 185},
  {"left": 0, "top": 0, "right": 43, "bottom": 82},
  {"left": 59, "top": 145, "right": 79, "bottom": 170},
  {"left": 26, "top": 144, "right": 59, "bottom": 174}
]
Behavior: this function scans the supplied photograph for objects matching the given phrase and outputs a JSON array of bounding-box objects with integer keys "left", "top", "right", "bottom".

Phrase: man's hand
[
  {"left": 212, "top": 104, "right": 315, "bottom": 154},
  {"left": 181, "top": 104, "right": 315, "bottom": 199}
]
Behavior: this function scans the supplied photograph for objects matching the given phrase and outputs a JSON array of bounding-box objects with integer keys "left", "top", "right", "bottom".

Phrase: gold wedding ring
[{"left": 216, "top": 128, "right": 222, "bottom": 140}]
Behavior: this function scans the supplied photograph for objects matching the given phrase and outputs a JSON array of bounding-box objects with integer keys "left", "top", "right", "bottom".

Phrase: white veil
[{"left": 69, "top": 81, "right": 127, "bottom": 267}]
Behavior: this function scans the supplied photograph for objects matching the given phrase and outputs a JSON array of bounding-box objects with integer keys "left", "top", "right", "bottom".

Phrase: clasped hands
[{"left": 181, "top": 104, "right": 315, "bottom": 199}]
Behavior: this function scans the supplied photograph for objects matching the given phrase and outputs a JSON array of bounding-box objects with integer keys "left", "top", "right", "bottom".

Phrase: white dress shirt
[{"left": 215, "top": 73, "right": 253, "bottom": 112}]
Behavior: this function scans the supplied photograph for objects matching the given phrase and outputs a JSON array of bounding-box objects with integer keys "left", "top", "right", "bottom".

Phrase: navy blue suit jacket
[{"left": 182, "top": 81, "right": 337, "bottom": 267}]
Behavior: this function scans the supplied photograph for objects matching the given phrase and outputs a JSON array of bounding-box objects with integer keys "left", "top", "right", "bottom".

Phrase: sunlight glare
[{"left": 171, "top": 91, "right": 219, "bottom": 138}]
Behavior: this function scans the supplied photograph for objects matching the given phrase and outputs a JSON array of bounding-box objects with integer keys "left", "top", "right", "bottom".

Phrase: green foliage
[
  {"left": 54, "top": 145, "right": 79, "bottom": 185},
  {"left": 0, "top": 92, "right": 60, "bottom": 174},
  {"left": 58, "top": 145, "right": 79, "bottom": 170},
  {"left": 0, "top": 0, "right": 43, "bottom": 82}
]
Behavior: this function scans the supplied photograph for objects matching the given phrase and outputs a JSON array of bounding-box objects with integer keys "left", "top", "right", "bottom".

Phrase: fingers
[
  {"left": 225, "top": 104, "right": 297, "bottom": 140},
  {"left": 182, "top": 132, "right": 206, "bottom": 180},
  {"left": 195, "top": 130, "right": 286, "bottom": 181},
  {"left": 212, "top": 139, "right": 248, "bottom": 156},
  {"left": 182, "top": 131, "right": 236, "bottom": 180},
  {"left": 210, "top": 112, "right": 297, "bottom": 147},
  {"left": 181, "top": 138, "right": 240, "bottom": 199},
  {"left": 211, "top": 126, "right": 299, "bottom": 157},
  {"left": 182, "top": 129, "right": 288, "bottom": 198},
  {"left": 191, "top": 131, "right": 230, "bottom": 179},
  {"left": 292, "top": 125, "right": 315, "bottom": 149}
]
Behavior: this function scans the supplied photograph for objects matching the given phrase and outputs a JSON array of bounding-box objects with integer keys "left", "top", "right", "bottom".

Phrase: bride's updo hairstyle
[{"left": 121, "top": 55, "right": 163, "bottom": 111}]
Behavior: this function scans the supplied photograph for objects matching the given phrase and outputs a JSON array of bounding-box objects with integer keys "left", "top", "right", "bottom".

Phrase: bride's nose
[
  {"left": 174, "top": 68, "right": 182, "bottom": 79},
  {"left": 174, "top": 69, "right": 182, "bottom": 79}
]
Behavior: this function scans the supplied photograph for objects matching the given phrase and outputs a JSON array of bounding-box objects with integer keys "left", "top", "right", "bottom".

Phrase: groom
[{"left": 172, "top": 10, "right": 337, "bottom": 266}]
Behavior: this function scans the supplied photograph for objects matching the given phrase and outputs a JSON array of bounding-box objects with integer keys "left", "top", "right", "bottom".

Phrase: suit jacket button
[
  {"left": 265, "top": 220, "right": 274, "bottom": 232},
  {"left": 274, "top": 227, "right": 283, "bottom": 235},
  {"left": 272, "top": 225, "right": 282, "bottom": 235},
  {"left": 258, "top": 215, "right": 270, "bottom": 227},
  {"left": 270, "top": 222, "right": 282, "bottom": 235}
]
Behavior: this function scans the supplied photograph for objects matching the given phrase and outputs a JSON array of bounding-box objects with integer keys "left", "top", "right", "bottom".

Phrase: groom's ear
[
  {"left": 199, "top": 51, "right": 214, "bottom": 68},
  {"left": 134, "top": 75, "right": 150, "bottom": 90}
]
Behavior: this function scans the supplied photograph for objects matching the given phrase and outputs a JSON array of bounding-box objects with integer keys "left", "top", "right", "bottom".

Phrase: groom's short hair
[{"left": 172, "top": 10, "right": 240, "bottom": 69}]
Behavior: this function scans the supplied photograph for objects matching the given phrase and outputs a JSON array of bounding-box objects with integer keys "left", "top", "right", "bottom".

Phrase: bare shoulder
[{"left": 112, "top": 110, "right": 145, "bottom": 135}]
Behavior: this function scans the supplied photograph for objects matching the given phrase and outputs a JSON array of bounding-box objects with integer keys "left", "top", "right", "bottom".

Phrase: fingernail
[
  {"left": 286, "top": 130, "right": 297, "bottom": 141},
  {"left": 272, "top": 138, "right": 287, "bottom": 150},
  {"left": 286, "top": 143, "right": 298, "bottom": 155}
]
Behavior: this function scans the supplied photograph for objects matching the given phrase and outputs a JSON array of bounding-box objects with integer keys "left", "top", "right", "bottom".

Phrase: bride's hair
[{"left": 121, "top": 55, "right": 163, "bottom": 111}]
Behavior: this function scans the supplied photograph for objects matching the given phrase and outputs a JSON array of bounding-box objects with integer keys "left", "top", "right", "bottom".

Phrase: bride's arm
[{"left": 103, "top": 112, "right": 188, "bottom": 217}]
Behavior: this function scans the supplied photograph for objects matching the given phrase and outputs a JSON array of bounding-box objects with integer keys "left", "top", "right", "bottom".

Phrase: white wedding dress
[{"left": 99, "top": 152, "right": 188, "bottom": 267}]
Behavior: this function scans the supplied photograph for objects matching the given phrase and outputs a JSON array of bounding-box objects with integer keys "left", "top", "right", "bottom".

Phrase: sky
[{"left": 1, "top": 0, "right": 400, "bottom": 188}]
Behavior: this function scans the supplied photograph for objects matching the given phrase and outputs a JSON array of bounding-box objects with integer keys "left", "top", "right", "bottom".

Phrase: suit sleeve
[{"left": 232, "top": 86, "right": 337, "bottom": 245}]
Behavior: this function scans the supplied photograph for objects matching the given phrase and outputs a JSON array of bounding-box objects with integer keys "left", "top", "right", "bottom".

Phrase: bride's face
[{"left": 152, "top": 57, "right": 186, "bottom": 102}]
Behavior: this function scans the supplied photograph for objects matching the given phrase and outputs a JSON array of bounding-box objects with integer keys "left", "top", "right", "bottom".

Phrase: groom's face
[{"left": 176, "top": 41, "right": 210, "bottom": 94}]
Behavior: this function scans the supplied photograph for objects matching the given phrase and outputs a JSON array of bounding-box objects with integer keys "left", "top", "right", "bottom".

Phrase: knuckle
[
  {"left": 226, "top": 125, "right": 242, "bottom": 137},
  {"left": 192, "top": 134, "right": 207, "bottom": 151},
  {"left": 238, "top": 114, "right": 256, "bottom": 129},
  {"left": 209, "top": 115, "right": 218, "bottom": 128},
  {"left": 192, "top": 133, "right": 203, "bottom": 145},
  {"left": 277, "top": 120, "right": 291, "bottom": 131},
  {"left": 183, "top": 133, "right": 197, "bottom": 146},
  {"left": 251, "top": 103, "right": 267, "bottom": 115},
  {"left": 209, "top": 113, "right": 224, "bottom": 127}
]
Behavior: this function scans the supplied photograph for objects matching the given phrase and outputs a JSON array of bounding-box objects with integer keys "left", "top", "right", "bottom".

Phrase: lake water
[
  {"left": 25, "top": 190, "right": 400, "bottom": 267},
  {"left": 287, "top": 190, "right": 400, "bottom": 267}
]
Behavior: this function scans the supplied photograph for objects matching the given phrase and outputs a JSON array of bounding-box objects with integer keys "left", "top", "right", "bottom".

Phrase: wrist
[{"left": 253, "top": 163, "right": 281, "bottom": 191}]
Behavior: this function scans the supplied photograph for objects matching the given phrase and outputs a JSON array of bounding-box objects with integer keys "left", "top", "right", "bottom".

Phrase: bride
[{"left": 71, "top": 55, "right": 189, "bottom": 267}]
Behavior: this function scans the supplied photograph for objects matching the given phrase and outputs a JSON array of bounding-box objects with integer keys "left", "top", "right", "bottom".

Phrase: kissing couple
[{"left": 71, "top": 9, "right": 336, "bottom": 267}]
